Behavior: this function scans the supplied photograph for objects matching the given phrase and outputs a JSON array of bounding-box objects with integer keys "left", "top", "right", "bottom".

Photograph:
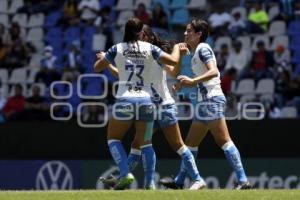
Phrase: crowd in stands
[{"left": 0, "top": 0, "right": 299, "bottom": 123}]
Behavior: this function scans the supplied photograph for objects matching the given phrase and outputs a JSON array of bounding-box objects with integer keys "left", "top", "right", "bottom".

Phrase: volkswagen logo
[{"left": 36, "top": 161, "right": 73, "bottom": 190}]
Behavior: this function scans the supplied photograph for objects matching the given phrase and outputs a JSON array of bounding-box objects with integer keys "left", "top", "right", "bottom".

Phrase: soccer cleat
[
  {"left": 234, "top": 181, "right": 252, "bottom": 190},
  {"left": 144, "top": 184, "right": 156, "bottom": 190},
  {"left": 189, "top": 179, "right": 206, "bottom": 190},
  {"left": 159, "top": 178, "right": 183, "bottom": 189},
  {"left": 114, "top": 173, "right": 135, "bottom": 190},
  {"left": 99, "top": 174, "right": 118, "bottom": 188}
]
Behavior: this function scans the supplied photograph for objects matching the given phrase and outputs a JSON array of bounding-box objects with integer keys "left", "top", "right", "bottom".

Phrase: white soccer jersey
[
  {"left": 105, "top": 41, "right": 164, "bottom": 98},
  {"left": 191, "top": 43, "right": 224, "bottom": 101},
  {"left": 150, "top": 62, "right": 175, "bottom": 105}
]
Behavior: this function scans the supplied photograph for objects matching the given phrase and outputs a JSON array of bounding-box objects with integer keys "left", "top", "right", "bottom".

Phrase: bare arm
[
  {"left": 107, "top": 64, "right": 119, "bottom": 78},
  {"left": 158, "top": 44, "right": 180, "bottom": 66}
]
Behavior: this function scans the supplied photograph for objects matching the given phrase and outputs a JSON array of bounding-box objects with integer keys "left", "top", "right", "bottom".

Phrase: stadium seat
[
  {"left": 259, "top": 94, "right": 274, "bottom": 104},
  {"left": 291, "top": 52, "right": 300, "bottom": 64},
  {"left": 8, "top": 68, "right": 27, "bottom": 84},
  {"left": 92, "top": 33, "right": 107, "bottom": 51},
  {"left": 287, "top": 20, "right": 300, "bottom": 36},
  {"left": 27, "top": 13, "right": 45, "bottom": 28},
  {"left": 268, "top": 20, "right": 286, "bottom": 37},
  {"left": 0, "top": 84, "right": 9, "bottom": 98},
  {"left": 0, "top": 69, "right": 9, "bottom": 84},
  {"left": 231, "top": 7, "right": 247, "bottom": 20},
  {"left": 251, "top": 34, "right": 270, "bottom": 51},
  {"left": 169, "top": 0, "right": 188, "bottom": 10},
  {"left": 270, "top": 35, "right": 289, "bottom": 50},
  {"left": 289, "top": 37, "right": 300, "bottom": 51},
  {"left": 170, "top": 8, "right": 189, "bottom": 25},
  {"left": 8, "top": 0, "right": 24, "bottom": 14},
  {"left": 214, "top": 36, "right": 232, "bottom": 52},
  {"left": 116, "top": 10, "right": 134, "bottom": 27},
  {"left": 235, "top": 79, "right": 255, "bottom": 95},
  {"left": 26, "top": 27, "right": 44, "bottom": 42},
  {"left": 268, "top": 5, "right": 280, "bottom": 21},
  {"left": 28, "top": 53, "right": 43, "bottom": 68},
  {"left": 45, "top": 27, "right": 62, "bottom": 43},
  {"left": 63, "top": 26, "right": 81, "bottom": 44},
  {"left": 186, "top": 0, "right": 206, "bottom": 10},
  {"left": 0, "top": 14, "right": 9, "bottom": 28},
  {"left": 255, "top": 78, "right": 275, "bottom": 95},
  {"left": 31, "top": 40, "right": 45, "bottom": 53},
  {"left": 0, "top": 0, "right": 8, "bottom": 14},
  {"left": 114, "top": 0, "right": 134, "bottom": 10},
  {"left": 280, "top": 107, "right": 297, "bottom": 118},
  {"left": 237, "top": 36, "right": 251, "bottom": 50},
  {"left": 45, "top": 11, "right": 62, "bottom": 28},
  {"left": 239, "top": 94, "right": 256, "bottom": 104},
  {"left": 101, "top": 0, "right": 116, "bottom": 8},
  {"left": 12, "top": 13, "right": 28, "bottom": 28}
]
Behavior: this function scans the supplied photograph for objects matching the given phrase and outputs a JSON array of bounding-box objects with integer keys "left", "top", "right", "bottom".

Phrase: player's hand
[
  {"left": 177, "top": 43, "right": 189, "bottom": 55},
  {"left": 177, "top": 75, "right": 197, "bottom": 87},
  {"left": 96, "top": 51, "right": 105, "bottom": 60}
]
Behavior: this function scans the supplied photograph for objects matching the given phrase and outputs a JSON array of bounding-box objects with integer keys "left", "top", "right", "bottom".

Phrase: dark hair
[
  {"left": 190, "top": 19, "right": 209, "bottom": 43},
  {"left": 142, "top": 25, "right": 175, "bottom": 53},
  {"left": 123, "top": 17, "right": 143, "bottom": 43}
]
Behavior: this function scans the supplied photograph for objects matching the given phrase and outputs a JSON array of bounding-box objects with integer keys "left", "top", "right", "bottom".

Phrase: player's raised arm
[
  {"left": 157, "top": 44, "right": 180, "bottom": 66},
  {"left": 164, "top": 43, "right": 188, "bottom": 77}
]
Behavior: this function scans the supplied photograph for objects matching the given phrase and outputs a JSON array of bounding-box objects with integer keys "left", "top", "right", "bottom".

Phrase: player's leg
[
  {"left": 135, "top": 120, "right": 156, "bottom": 189},
  {"left": 207, "top": 118, "right": 251, "bottom": 189},
  {"left": 127, "top": 132, "right": 142, "bottom": 171},
  {"left": 173, "top": 121, "right": 208, "bottom": 188},
  {"left": 107, "top": 118, "right": 134, "bottom": 190}
]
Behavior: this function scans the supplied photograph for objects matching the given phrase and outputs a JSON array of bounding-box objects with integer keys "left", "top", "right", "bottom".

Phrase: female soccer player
[
  {"left": 98, "top": 25, "right": 206, "bottom": 190},
  {"left": 94, "top": 17, "right": 182, "bottom": 190},
  {"left": 162, "top": 19, "right": 251, "bottom": 189}
]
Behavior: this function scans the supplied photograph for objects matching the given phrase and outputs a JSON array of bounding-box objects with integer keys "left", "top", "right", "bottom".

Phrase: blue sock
[
  {"left": 108, "top": 140, "right": 129, "bottom": 178},
  {"left": 175, "top": 146, "right": 201, "bottom": 185},
  {"left": 175, "top": 146, "right": 198, "bottom": 185},
  {"left": 222, "top": 141, "right": 248, "bottom": 183},
  {"left": 127, "top": 148, "right": 141, "bottom": 172},
  {"left": 141, "top": 144, "right": 156, "bottom": 187}
]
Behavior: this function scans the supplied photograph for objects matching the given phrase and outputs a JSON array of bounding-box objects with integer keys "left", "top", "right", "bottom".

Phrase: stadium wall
[{"left": 0, "top": 120, "right": 299, "bottom": 159}]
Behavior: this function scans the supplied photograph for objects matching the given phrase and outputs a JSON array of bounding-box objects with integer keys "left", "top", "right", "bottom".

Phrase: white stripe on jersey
[{"left": 191, "top": 43, "right": 224, "bottom": 101}]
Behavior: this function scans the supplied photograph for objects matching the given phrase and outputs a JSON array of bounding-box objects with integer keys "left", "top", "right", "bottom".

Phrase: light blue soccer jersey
[
  {"left": 191, "top": 43, "right": 224, "bottom": 101},
  {"left": 105, "top": 41, "right": 163, "bottom": 98}
]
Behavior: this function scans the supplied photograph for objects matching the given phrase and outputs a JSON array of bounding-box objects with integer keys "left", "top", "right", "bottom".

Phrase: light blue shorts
[
  {"left": 155, "top": 103, "right": 178, "bottom": 129},
  {"left": 193, "top": 95, "right": 226, "bottom": 123},
  {"left": 113, "top": 97, "right": 155, "bottom": 122}
]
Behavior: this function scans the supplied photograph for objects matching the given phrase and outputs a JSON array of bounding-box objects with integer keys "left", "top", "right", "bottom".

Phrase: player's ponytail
[
  {"left": 142, "top": 25, "right": 175, "bottom": 54},
  {"left": 123, "top": 17, "right": 143, "bottom": 43}
]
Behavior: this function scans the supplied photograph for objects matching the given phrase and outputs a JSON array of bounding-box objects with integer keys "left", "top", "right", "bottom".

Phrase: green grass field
[{"left": 0, "top": 190, "right": 300, "bottom": 200}]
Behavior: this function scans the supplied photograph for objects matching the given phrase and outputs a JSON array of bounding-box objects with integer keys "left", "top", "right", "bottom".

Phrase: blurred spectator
[
  {"left": 94, "top": 6, "right": 114, "bottom": 49},
  {"left": 151, "top": 3, "right": 169, "bottom": 31},
  {"left": 0, "top": 24, "right": 9, "bottom": 45},
  {"left": 60, "top": 0, "right": 80, "bottom": 27},
  {"left": 78, "top": 0, "right": 101, "bottom": 25},
  {"left": 5, "top": 39, "right": 29, "bottom": 70},
  {"left": 273, "top": 44, "right": 290, "bottom": 65},
  {"left": 7, "top": 23, "right": 26, "bottom": 45},
  {"left": 216, "top": 44, "right": 229, "bottom": 73},
  {"left": 0, "top": 39, "right": 8, "bottom": 67},
  {"left": 248, "top": 41, "right": 274, "bottom": 80},
  {"left": 225, "top": 40, "right": 249, "bottom": 77},
  {"left": 208, "top": 5, "right": 231, "bottom": 36},
  {"left": 247, "top": 3, "right": 269, "bottom": 33},
  {"left": 35, "top": 46, "right": 61, "bottom": 86},
  {"left": 62, "top": 41, "right": 82, "bottom": 81},
  {"left": 294, "top": 0, "right": 300, "bottom": 19},
  {"left": 221, "top": 68, "right": 237, "bottom": 96},
  {"left": 229, "top": 11, "right": 247, "bottom": 38},
  {"left": 1, "top": 84, "right": 25, "bottom": 121},
  {"left": 135, "top": 3, "right": 150, "bottom": 25},
  {"left": 18, "top": 0, "right": 58, "bottom": 14},
  {"left": 82, "top": 104, "right": 107, "bottom": 124},
  {"left": 22, "top": 84, "right": 49, "bottom": 120}
]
